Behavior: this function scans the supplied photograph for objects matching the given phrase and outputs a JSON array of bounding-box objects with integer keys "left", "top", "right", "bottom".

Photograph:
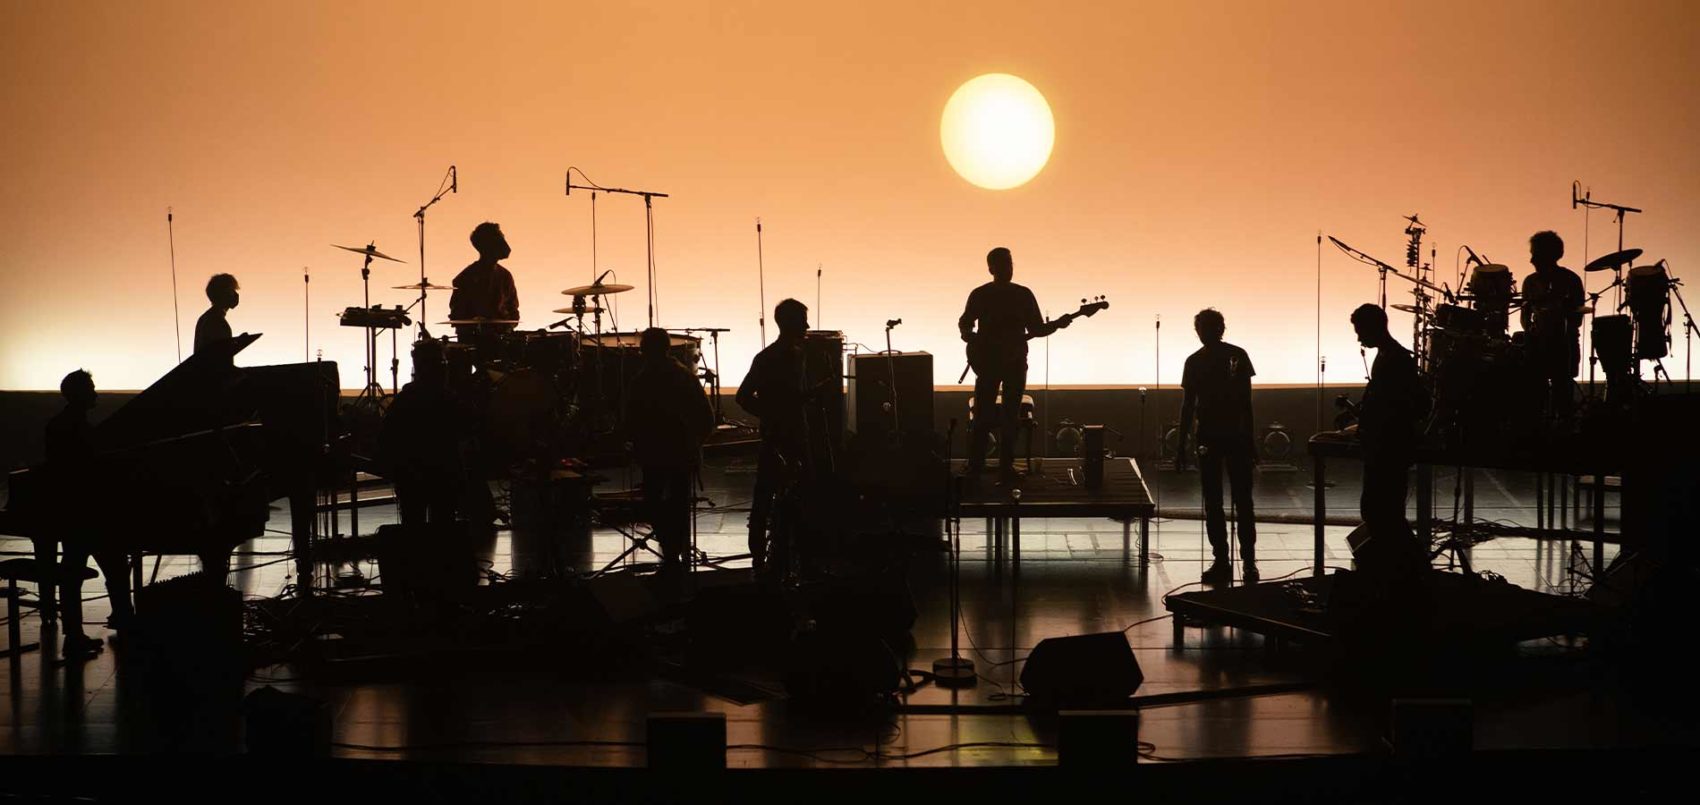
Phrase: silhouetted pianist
[{"left": 194, "top": 273, "right": 243, "bottom": 365}]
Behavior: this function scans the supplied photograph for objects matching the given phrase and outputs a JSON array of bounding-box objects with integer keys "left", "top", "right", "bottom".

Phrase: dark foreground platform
[{"left": 1166, "top": 570, "right": 1597, "bottom": 650}]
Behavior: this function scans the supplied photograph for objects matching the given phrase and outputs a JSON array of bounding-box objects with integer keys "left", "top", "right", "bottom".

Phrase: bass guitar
[{"left": 958, "top": 296, "right": 1109, "bottom": 382}]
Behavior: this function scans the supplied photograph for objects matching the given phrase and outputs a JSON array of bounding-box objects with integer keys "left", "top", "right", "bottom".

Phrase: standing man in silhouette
[
  {"left": 379, "top": 339, "right": 469, "bottom": 529},
  {"left": 959, "top": 247, "right": 1067, "bottom": 483},
  {"left": 42, "top": 370, "right": 133, "bottom": 658},
  {"left": 1175, "top": 308, "right": 1259, "bottom": 584},
  {"left": 450, "top": 222, "right": 520, "bottom": 339},
  {"left": 1351, "top": 304, "right": 1427, "bottom": 530},
  {"left": 627, "top": 327, "right": 715, "bottom": 571},
  {"left": 194, "top": 273, "right": 241, "bottom": 364},
  {"left": 737, "top": 299, "right": 812, "bottom": 576},
  {"left": 1520, "top": 230, "right": 1584, "bottom": 423}
]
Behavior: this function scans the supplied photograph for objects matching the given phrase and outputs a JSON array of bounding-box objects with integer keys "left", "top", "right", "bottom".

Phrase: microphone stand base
[{"left": 932, "top": 656, "right": 978, "bottom": 687}]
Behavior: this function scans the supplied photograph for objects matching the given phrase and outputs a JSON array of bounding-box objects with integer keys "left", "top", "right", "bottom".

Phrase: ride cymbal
[
  {"left": 561, "top": 282, "right": 635, "bottom": 296},
  {"left": 1584, "top": 249, "right": 1643, "bottom": 273}
]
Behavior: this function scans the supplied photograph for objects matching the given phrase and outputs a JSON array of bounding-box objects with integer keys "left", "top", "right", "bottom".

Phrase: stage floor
[{"left": 0, "top": 457, "right": 1685, "bottom": 773}]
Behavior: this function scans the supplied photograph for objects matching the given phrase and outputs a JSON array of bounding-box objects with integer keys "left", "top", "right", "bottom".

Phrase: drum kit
[{"left": 321, "top": 237, "right": 736, "bottom": 460}]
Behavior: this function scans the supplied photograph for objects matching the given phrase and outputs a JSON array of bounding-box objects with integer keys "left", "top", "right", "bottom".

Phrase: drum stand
[
  {"left": 1576, "top": 187, "right": 1643, "bottom": 398},
  {"left": 352, "top": 248, "right": 387, "bottom": 408}
]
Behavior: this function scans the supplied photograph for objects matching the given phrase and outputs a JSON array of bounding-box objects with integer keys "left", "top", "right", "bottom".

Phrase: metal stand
[
  {"left": 412, "top": 165, "right": 456, "bottom": 341},
  {"left": 933, "top": 460, "right": 976, "bottom": 687},
  {"left": 567, "top": 172, "right": 669, "bottom": 328}
]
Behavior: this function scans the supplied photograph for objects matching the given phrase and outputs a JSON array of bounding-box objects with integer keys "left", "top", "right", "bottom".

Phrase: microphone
[
  {"left": 595, "top": 269, "right": 613, "bottom": 285},
  {"left": 1463, "top": 244, "right": 1484, "bottom": 266},
  {"left": 1571, "top": 181, "right": 1578, "bottom": 209},
  {"left": 565, "top": 170, "right": 571, "bottom": 197},
  {"left": 886, "top": 318, "right": 902, "bottom": 328},
  {"left": 450, "top": 165, "right": 457, "bottom": 194}
]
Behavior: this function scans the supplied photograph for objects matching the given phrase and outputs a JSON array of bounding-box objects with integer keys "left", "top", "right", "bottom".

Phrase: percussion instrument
[
  {"left": 1391, "top": 303, "right": 1429, "bottom": 317},
  {"left": 440, "top": 318, "right": 521, "bottom": 326},
  {"left": 1591, "top": 314, "right": 1634, "bottom": 377},
  {"left": 332, "top": 243, "right": 407, "bottom": 263},
  {"left": 577, "top": 332, "right": 703, "bottom": 409},
  {"left": 1433, "top": 304, "right": 1484, "bottom": 333},
  {"left": 551, "top": 306, "right": 606, "bottom": 316},
  {"left": 393, "top": 281, "right": 453, "bottom": 291},
  {"left": 1467, "top": 263, "right": 1514, "bottom": 333},
  {"left": 500, "top": 330, "right": 581, "bottom": 376},
  {"left": 1626, "top": 263, "right": 1670, "bottom": 360},
  {"left": 561, "top": 281, "right": 635, "bottom": 296},
  {"left": 1584, "top": 249, "right": 1643, "bottom": 273},
  {"left": 485, "top": 369, "right": 557, "bottom": 457},
  {"left": 339, "top": 306, "right": 411, "bottom": 329}
]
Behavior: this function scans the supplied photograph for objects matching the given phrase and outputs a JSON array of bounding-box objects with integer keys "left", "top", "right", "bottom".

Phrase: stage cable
[{"left": 168, "top": 208, "right": 182, "bottom": 362}]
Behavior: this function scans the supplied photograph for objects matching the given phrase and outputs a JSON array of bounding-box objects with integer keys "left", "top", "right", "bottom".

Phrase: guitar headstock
[{"left": 1075, "top": 295, "right": 1109, "bottom": 317}]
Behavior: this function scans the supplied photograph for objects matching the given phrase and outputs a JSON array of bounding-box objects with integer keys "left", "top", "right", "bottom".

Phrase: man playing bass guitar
[{"left": 958, "top": 247, "right": 1072, "bottom": 483}]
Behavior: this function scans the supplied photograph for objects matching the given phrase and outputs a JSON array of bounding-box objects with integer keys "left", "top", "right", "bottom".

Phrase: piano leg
[{"left": 289, "top": 487, "right": 317, "bottom": 595}]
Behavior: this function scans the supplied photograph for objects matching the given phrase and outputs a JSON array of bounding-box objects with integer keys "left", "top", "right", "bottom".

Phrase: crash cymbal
[
  {"left": 1584, "top": 248, "right": 1642, "bottom": 273},
  {"left": 332, "top": 243, "right": 407, "bottom": 263},
  {"left": 1574, "top": 305, "right": 1596, "bottom": 315},
  {"left": 561, "top": 282, "right": 635, "bottom": 296},
  {"left": 552, "top": 306, "right": 606, "bottom": 315},
  {"left": 393, "top": 281, "right": 453, "bottom": 291},
  {"left": 440, "top": 318, "right": 520, "bottom": 326},
  {"left": 1391, "top": 304, "right": 1429, "bottom": 316}
]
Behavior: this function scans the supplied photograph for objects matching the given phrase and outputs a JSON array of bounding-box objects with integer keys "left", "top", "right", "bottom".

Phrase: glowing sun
[{"left": 940, "top": 73, "right": 1055, "bottom": 190}]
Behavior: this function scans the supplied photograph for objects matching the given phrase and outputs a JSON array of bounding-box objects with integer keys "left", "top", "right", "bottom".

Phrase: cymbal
[
  {"left": 551, "top": 306, "right": 605, "bottom": 315},
  {"left": 440, "top": 318, "right": 519, "bottom": 326},
  {"left": 332, "top": 243, "right": 407, "bottom": 263},
  {"left": 393, "top": 282, "right": 452, "bottom": 291},
  {"left": 1584, "top": 249, "right": 1642, "bottom": 273},
  {"left": 1575, "top": 305, "right": 1596, "bottom": 315},
  {"left": 561, "top": 282, "right": 635, "bottom": 296},
  {"left": 1391, "top": 304, "right": 1428, "bottom": 316}
]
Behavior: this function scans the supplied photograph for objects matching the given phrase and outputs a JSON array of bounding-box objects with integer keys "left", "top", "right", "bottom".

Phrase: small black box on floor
[
  {"left": 1390, "top": 698, "right": 1472, "bottom": 760},
  {"left": 1083, "top": 425, "right": 1106, "bottom": 490},
  {"left": 1058, "top": 710, "right": 1141, "bottom": 768},
  {"left": 244, "top": 686, "right": 331, "bottom": 756},
  {"left": 133, "top": 570, "right": 243, "bottom": 654},
  {"left": 1020, "top": 632, "right": 1143, "bottom": 708},
  {"left": 647, "top": 712, "right": 726, "bottom": 770}
]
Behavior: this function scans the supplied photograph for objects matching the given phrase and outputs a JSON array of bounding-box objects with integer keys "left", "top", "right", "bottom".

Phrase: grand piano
[{"left": 4, "top": 338, "right": 342, "bottom": 602}]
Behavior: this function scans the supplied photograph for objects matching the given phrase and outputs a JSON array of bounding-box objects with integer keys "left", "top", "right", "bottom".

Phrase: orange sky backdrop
[{"left": 3, "top": 0, "right": 1697, "bottom": 390}]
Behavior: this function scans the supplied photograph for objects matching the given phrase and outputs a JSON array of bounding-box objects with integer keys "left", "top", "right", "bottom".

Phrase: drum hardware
[
  {"left": 1572, "top": 183, "right": 1643, "bottom": 397},
  {"left": 1625, "top": 263, "right": 1671, "bottom": 361},
  {"left": 392, "top": 281, "right": 453, "bottom": 291},
  {"left": 439, "top": 318, "right": 522, "bottom": 326},
  {"left": 1583, "top": 249, "right": 1643, "bottom": 273},
  {"left": 560, "top": 281, "right": 635, "bottom": 296},
  {"left": 334, "top": 242, "right": 408, "bottom": 405},
  {"left": 411, "top": 164, "right": 456, "bottom": 338},
  {"left": 551, "top": 305, "right": 606, "bottom": 315},
  {"left": 338, "top": 305, "right": 411, "bottom": 329},
  {"left": 565, "top": 169, "right": 668, "bottom": 327},
  {"left": 669, "top": 327, "right": 736, "bottom": 425}
]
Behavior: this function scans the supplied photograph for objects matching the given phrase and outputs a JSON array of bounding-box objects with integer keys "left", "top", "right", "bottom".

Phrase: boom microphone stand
[
  {"left": 413, "top": 165, "right": 456, "bottom": 340},
  {"left": 566, "top": 169, "right": 669, "bottom": 327}
]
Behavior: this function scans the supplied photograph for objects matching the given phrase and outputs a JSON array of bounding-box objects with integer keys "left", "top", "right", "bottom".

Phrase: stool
[
  {"left": 0, "top": 557, "right": 100, "bottom": 661},
  {"left": 967, "top": 393, "right": 1038, "bottom": 467}
]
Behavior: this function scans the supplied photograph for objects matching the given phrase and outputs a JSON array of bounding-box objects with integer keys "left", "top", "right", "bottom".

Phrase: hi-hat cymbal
[
  {"left": 1584, "top": 249, "right": 1643, "bottom": 273},
  {"left": 561, "top": 282, "right": 635, "bottom": 296},
  {"left": 332, "top": 243, "right": 407, "bottom": 264},
  {"left": 552, "top": 306, "right": 606, "bottom": 315},
  {"left": 1391, "top": 304, "right": 1429, "bottom": 316},
  {"left": 393, "top": 281, "right": 452, "bottom": 291},
  {"left": 440, "top": 318, "right": 520, "bottom": 326}
]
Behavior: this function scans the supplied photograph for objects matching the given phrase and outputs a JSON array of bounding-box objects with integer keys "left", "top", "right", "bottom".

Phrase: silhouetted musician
[
  {"left": 1520, "top": 230, "right": 1584, "bottom": 421},
  {"left": 194, "top": 273, "right": 242, "bottom": 366},
  {"left": 42, "top": 370, "right": 132, "bottom": 658},
  {"left": 959, "top": 247, "right": 1067, "bottom": 482},
  {"left": 1351, "top": 303, "right": 1427, "bottom": 531},
  {"left": 737, "top": 298, "right": 813, "bottom": 576},
  {"left": 625, "top": 328, "right": 715, "bottom": 570},
  {"left": 1176, "top": 308, "right": 1259, "bottom": 584},
  {"left": 449, "top": 222, "right": 520, "bottom": 339}
]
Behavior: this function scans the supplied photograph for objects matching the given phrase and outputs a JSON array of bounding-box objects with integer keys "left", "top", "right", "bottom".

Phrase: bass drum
[
  {"left": 485, "top": 368, "right": 559, "bottom": 459},
  {"left": 576, "top": 332, "right": 701, "bottom": 409}
]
